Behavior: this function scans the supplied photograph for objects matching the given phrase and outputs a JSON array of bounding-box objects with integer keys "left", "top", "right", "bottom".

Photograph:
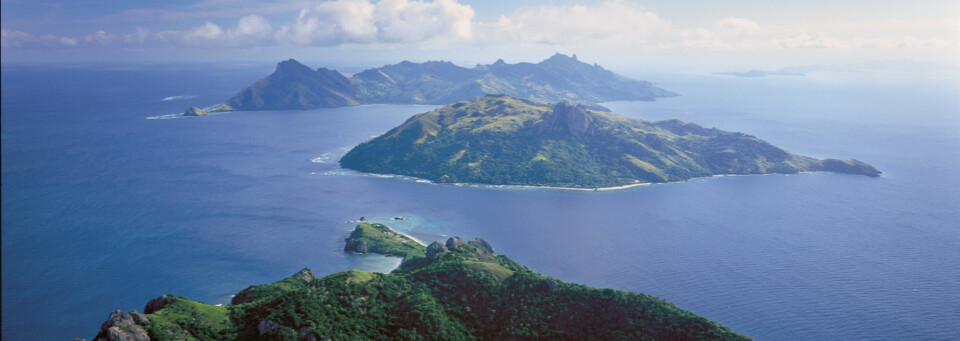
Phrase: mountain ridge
[{"left": 202, "top": 54, "right": 674, "bottom": 114}]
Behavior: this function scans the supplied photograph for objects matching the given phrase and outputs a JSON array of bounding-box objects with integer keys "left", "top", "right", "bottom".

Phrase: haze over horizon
[{"left": 2, "top": 0, "right": 958, "bottom": 72}]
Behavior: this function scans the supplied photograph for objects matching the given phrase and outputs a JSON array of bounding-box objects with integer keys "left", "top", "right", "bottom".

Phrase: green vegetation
[
  {"left": 141, "top": 296, "right": 233, "bottom": 341},
  {"left": 216, "top": 54, "right": 674, "bottom": 112},
  {"left": 340, "top": 95, "right": 881, "bottom": 188},
  {"left": 344, "top": 223, "right": 427, "bottom": 263},
  {"left": 89, "top": 228, "right": 751, "bottom": 340}
]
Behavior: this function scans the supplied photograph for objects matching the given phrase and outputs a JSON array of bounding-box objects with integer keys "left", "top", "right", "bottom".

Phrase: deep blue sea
[{"left": 2, "top": 62, "right": 958, "bottom": 340}]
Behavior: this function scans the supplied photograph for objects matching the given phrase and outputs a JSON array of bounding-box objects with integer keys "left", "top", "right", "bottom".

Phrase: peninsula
[
  {"left": 85, "top": 224, "right": 751, "bottom": 340},
  {"left": 340, "top": 95, "right": 881, "bottom": 188},
  {"left": 205, "top": 53, "right": 674, "bottom": 113}
]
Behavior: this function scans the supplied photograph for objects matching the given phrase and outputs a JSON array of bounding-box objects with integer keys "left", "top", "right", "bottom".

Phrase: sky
[{"left": 1, "top": 0, "right": 958, "bottom": 71}]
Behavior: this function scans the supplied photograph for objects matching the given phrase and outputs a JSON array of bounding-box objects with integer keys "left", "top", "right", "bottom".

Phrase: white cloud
[
  {"left": 1, "top": 0, "right": 956, "bottom": 65},
  {"left": 184, "top": 21, "right": 224, "bottom": 43},
  {"left": 716, "top": 17, "right": 760, "bottom": 35},
  {"left": 276, "top": 0, "right": 474, "bottom": 46},
  {"left": 482, "top": 0, "right": 667, "bottom": 46}
]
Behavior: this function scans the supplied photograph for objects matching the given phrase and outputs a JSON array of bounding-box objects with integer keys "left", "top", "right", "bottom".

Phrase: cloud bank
[{"left": 2, "top": 0, "right": 957, "bottom": 61}]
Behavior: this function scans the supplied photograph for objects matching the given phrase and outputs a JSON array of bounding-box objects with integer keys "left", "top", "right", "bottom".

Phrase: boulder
[
  {"left": 445, "top": 237, "right": 468, "bottom": 250},
  {"left": 93, "top": 310, "right": 150, "bottom": 341},
  {"left": 426, "top": 241, "right": 449, "bottom": 259},
  {"left": 467, "top": 237, "right": 494, "bottom": 254},
  {"left": 299, "top": 326, "right": 318, "bottom": 341},
  {"left": 143, "top": 295, "right": 168, "bottom": 314},
  {"left": 259, "top": 319, "right": 280, "bottom": 334}
]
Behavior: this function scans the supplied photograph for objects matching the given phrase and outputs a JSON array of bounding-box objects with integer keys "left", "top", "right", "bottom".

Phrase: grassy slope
[{"left": 345, "top": 223, "right": 427, "bottom": 262}]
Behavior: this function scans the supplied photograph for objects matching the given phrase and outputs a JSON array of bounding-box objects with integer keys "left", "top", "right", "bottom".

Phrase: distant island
[
  {"left": 340, "top": 95, "right": 881, "bottom": 188},
  {"left": 84, "top": 223, "right": 751, "bottom": 340},
  {"left": 182, "top": 53, "right": 674, "bottom": 115},
  {"left": 713, "top": 69, "right": 805, "bottom": 77}
]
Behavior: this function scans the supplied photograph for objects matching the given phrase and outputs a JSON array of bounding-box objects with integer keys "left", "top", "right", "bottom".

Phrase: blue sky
[{"left": 2, "top": 0, "right": 958, "bottom": 70}]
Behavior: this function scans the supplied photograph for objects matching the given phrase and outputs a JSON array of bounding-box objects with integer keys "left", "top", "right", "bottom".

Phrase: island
[
  {"left": 207, "top": 53, "right": 675, "bottom": 112},
  {"left": 339, "top": 95, "right": 881, "bottom": 188},
  {"left": 84, "top": 224, "right": 751, "bottom": 340}
]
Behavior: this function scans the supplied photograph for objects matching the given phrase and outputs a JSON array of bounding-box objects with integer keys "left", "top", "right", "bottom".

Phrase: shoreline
[{"left": 341, "top": 168, "right": 858, "bottom": 192}]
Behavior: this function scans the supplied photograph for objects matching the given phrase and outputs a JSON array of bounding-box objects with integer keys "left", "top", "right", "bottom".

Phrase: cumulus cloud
[
  {"left": 482, "top": 0, "right": 667, "bottom": 46},
  {"left": 275, "top": 0, "right": 474, "bottom": 46},
  {"left": 1, "top": 28, "right": 78, "bottom": 48}
]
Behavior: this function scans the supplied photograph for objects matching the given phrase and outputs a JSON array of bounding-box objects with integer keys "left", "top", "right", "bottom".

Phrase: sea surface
[{"left": 2, "top": 62, "right": 958, "bottom": 340}]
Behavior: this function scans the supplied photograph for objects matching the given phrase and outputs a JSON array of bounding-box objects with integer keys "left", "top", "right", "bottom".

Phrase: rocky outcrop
[
  {"left": 344, "top": 239, "right": 369, "bottom": 254},
  {"left": 426, "top": 241, "right": 449, "bottom": 259},
  {"left": 445, "top": 237, "right": 468, "bottom": 249},
  {"left": 181, "top": 106, "right": 207, "bottom": 117},
  {"left": 143, "top": 295, "right": 168, "bottom": 314},
  {"left": 93, "top": 310, "right": 150, "bottom": 341},
  {"left": 294, "top": 268, "right": 318, "bottom": 282},
  {"left": 299, "top": 326, "right": 318, "bottom": 341},
  {"left": 539, "top": 102, "right": 593, "bottom": 136},
  {"left": 467, "top": 237, "right": 494, "bottom": 254},
  {"left": 259, "top": 319, "right": 280, "bottom": 334}
]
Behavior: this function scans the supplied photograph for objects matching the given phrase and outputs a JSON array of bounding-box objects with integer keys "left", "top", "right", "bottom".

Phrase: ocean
[{"left": 2, "top": 62, "right": 958, "bottom": 340}]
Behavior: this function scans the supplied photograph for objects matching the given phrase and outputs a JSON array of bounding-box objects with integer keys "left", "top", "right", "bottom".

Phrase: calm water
[{"left": 2, "top": 63, "right": 958, "bottom": 340}]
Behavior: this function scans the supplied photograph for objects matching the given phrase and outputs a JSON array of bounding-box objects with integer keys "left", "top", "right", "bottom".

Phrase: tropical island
[
  {"left": 339, "top": 95, "right": 880, "bottom": 188},
  {"left": 181, "top": 53, "right": 675, "bottom": 116},
  {"left": 84, "top": 223, "right": 751, "bottom": 340}
]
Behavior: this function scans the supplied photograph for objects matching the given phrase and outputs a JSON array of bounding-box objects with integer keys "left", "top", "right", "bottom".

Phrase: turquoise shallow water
[{"left": 2, "top": 63, "right": 958, "bottom": 340}]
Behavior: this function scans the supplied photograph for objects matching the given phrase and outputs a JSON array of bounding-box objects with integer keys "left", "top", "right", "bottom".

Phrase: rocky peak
[
  {"left": 93, "top": 310, "right": 150, "bottom": 341},
  {"left": 445, "top": 236, "right": 468, "bottom": 249},
  {"left": 467, "top": 237, "right": 494, "bottom": 254},
  {"left": 144, "top": 295, "right": 168, "bottom": 314},
  {"left": 182, "top": 106, "right": 206, "bottom": 117},
  {"left": 426, "top": 241, "right": 449, "bottom": 259},
  {"left": 275, "top": 59, "right": 314, "bottom": 75},
  {"left": 294, "top": 268, "right": 318, "bottom": 283},
  {"left": 539, "top": 101, "right": 594, "bottom": 136}
]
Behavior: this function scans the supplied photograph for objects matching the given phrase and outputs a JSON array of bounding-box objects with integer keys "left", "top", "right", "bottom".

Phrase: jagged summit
[
  {"left": 539, "top": 101, "right": 594, "bottom": 136},
  {"left": 213, "top": 54, "right": 676, "bottom": 111}
]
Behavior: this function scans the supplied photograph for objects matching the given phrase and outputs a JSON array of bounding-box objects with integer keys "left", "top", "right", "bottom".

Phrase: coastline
[{"left": 338, "top": 168, "right": 862, "bottom": 192}]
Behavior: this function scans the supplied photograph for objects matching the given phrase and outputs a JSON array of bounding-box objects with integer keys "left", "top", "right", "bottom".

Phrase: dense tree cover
[
  {"left": 340, "top": 95, "right": 880, "bottom": 188},
  {"left": 93, "top": 225, "right": 752, "bottom": 340}
]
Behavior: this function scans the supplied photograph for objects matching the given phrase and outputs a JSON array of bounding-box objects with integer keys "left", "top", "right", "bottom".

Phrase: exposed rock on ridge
[{"left": 539, "top": 101, "right": 594, "bottom": 136}]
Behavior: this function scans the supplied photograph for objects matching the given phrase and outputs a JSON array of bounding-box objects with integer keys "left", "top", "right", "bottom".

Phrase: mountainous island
[
  {"left": 84, "top": 223, "right": 750, "bottom": 340},
  {"left": 187, "top": 53, "right": 674, "bottom": 115},
  {"left": 340, "top": 95, "right": 881, "bottom": 188}
]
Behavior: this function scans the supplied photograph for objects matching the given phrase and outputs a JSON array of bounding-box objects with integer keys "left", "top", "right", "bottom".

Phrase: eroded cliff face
[{"left": 538, "top": 101, "right": 594, "bottom": 136}]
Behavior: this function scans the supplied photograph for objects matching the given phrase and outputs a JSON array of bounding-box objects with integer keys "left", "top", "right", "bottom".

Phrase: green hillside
[
  {"left": 340, "top": 95, "right": 880, "bottom": 188},
  {"left": 86, "top": 225, "right": 751, "bottom": 341}
]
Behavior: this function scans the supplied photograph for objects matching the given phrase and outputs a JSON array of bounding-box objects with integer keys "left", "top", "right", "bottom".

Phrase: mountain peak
[
  {"left": 543, "top": 53, "right": 578, "bottom": 63},
  {"left": 540, "top": 101, "right": 593, "bottom": 136},
  {"left": 275, "top": 58, "right": 313, "bottom": 74}
]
